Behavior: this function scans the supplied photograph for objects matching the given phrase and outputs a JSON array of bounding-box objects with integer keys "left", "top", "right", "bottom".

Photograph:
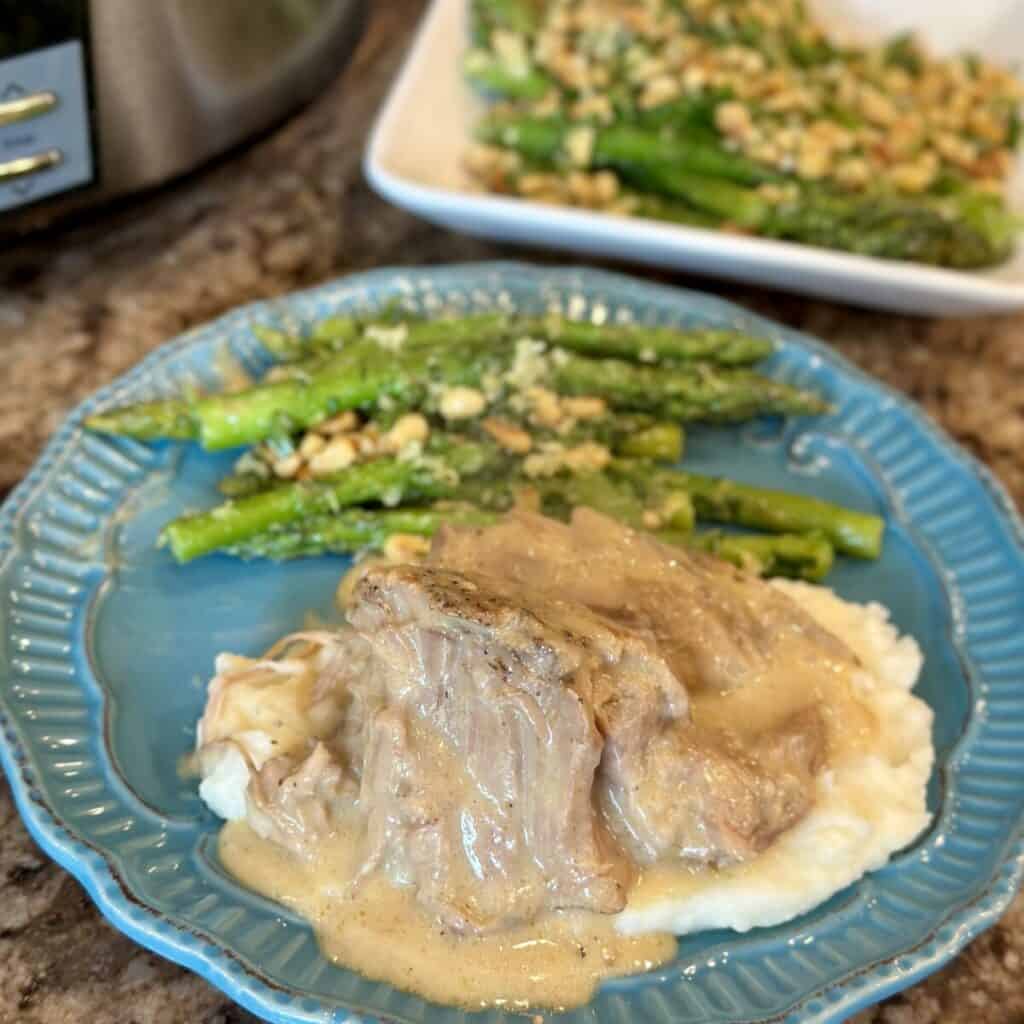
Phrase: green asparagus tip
[
  {"left": 616, "top": 423, "right": 685, "bottom": 462},
  {"left": 160, "top": 521, "right": 194, "bottom": 564},
  {"left": 251, "top": 324, "right": 301, "bottom": 360},
  {"left": 692, "top": 530, "right": 835, "bottom": 581},
  {"left": 83, "top": 412, "right": 121, "bottom": 434},
  {"left": 84, "top": 400, "right": 197, "bottom": 441}
]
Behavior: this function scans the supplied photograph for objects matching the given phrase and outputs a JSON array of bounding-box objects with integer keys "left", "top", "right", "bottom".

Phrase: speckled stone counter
[{"left": 1, "top": 3, "right": 1023, "bottom": 1022}]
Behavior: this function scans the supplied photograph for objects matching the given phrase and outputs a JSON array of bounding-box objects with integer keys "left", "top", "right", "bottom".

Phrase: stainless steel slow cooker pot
[{"left": 0, "top": 0, "right": 365, "bottom": 231}]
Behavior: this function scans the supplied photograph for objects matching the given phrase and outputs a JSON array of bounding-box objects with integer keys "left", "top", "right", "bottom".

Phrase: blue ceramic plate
[{"left": 1, "top": 264, "right": 1023, "bottom": 1024}]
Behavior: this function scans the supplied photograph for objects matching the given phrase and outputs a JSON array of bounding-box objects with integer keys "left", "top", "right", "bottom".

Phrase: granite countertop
[{"left": 1, "top": 3, "right": 1023, "bottom": 1022}]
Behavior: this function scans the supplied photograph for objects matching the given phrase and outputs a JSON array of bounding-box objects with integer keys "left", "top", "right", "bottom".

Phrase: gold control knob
[
  {"left": 0, "top": 90, "right": 58, "bottom": 127},
  {"left": 0, "top": 148, "right": 63, "bottom": 182}
]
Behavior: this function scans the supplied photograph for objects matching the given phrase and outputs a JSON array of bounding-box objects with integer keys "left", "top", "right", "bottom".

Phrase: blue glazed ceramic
[{"left": 1, "top": 263, "right": 1022, "bottom": 1024}]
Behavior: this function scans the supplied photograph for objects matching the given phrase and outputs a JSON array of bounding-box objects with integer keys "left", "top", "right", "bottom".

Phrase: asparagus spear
[
  {"left": 629, "top": 191, "right": 724, "bottom": 229},
  {"left": 217, "top": 471, "right": 275, "bottom": 499},
  {"left": 254, "top": 301, "right": 434, "bottom": 361},
  {"left": 261, "top": 313, "right": 513, "bottom": 365},
  {"left": 614, "top": 422, "right": 685, "bottom": 462},
  {"left": 552, "top": 353, "right": 829, "bottom": 422},
  {"left": 219, "top": 464, "right": 690, "bottom": 563},
  {"left": 633, "top": 163, "right": 1018, "bottom": 268},
  {"left": 476, "top": 115, "right": 777, "bottom": 186},
  {"left": 86, "top": 339, "right": 504, "bottom": 450},
  {"left": 92, "top": 352, "right": 819, "bottom": 449},
  {"left": 214, "top": 421, "right": 683, "bottom": 499},
  {"left": 464, "top": 49, "right": 553, "bottom": 100},
  {"left": 470, "top": 0, "right": 543, "bottom": 41},
  {"left": 255, "top": 312, "right": 773, "bottom": 368},
  {"left": 85, "top": 399, "right": 198, "bottom": 441},
  {"left": 477, "top": 116, "right": 1018, "bottom": 269},
  {"left": 622, "top": 464, "right": 884, "bottom": 559},
  {"left": 227, "top": 503, "right": 829, "bottom": 580},
  {"left": 228, "top": 504, "right": 499, "bottom": 561},
  {"left": 215, "top": 416, "right": 685, "bottom": 499},
  {"left": 534, "top": 314, "right": 773, "bottom": 365},
  {"left": 251, "top": 317, "right": 364, "bottom": 361},
  {"left": 88, "top": 329, "right": 816, "bottom": 448},
  {"left": 533, "top": 470, "right": 696, "bottom": 533},
  {"left": 481, "top": 156, "right": 723, "bottom": 227},
  {"left": 632, "top": 94, "right": 728, "bottom": 137},
  {"left": 161, "top": 440, "right": 496, "bottom": 563},
  {"left": 687, "top": 529, "right": 834, "bottom": 581}
]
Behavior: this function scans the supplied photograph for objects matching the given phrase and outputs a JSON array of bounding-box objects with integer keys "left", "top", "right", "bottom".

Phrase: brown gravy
[
  {"left": 220, "top": 820, "right": 676, "bottom": 1010},
  {"left": 218, "top": 641, "right": 875, "bottom": 1009}
]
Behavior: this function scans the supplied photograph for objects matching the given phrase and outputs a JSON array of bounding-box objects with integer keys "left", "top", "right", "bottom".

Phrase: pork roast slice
[
  {"left": 347, "top": 562, "right": 677, "bottom": 932},
  {"left": 428, "top": 509, "right": 833, "bottom": 864},
  {"left": 430, "top": 507, "right": 856, "bottom": 694}
]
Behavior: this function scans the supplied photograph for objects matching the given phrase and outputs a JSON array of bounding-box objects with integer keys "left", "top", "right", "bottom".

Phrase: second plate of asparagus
[
  {"left": 366, "top": 0, "right": 1024, "bottom": 314},
  {"left": 88, "top": 269, "right": 883, "bottom": 582},
  {"left": 463, "top": 0, "right": 1022, "bottom": 269}
]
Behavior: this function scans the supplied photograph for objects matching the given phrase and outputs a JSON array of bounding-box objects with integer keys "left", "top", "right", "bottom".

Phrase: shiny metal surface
[
  {"left": 0, "top": 148, "right": 62, "bottom": 181},
  {"left": 4, "top": 0, "right": 364, "bottom": 231},
  {"left": 0, "top": 90, "right": 58, "bottom": 127}
]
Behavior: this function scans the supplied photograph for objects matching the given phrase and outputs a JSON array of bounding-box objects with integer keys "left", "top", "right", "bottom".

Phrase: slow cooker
[{"left": 0, "top": 0, "right": 365, "bottom": 231}]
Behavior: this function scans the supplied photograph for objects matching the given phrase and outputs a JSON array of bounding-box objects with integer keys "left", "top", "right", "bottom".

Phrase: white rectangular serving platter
[{"left": 365, "top": 0, "right": 1024, "bottom": 316}]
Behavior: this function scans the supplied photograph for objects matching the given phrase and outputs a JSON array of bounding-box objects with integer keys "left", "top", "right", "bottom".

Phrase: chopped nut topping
[
  {"left": 309, "top": 436, "right": 357, "bottom": 476},
  {"left": 858, "top": 86, "right": 897, "bottom": 127},
  {"left": 507, "top": 339, "right": 551, "bottom": 391},
  {"left": 562, "top": 441, "right": 611, "bottom": 474},
  {"left": 526, "top": 387, "right": 565, "bottom": 428},
  {"left": 519, "top": 171, "right": 563, "bottom": 197},
  {"left": 887, "top": 153, "right": 938, "bottom": 193},
  {"left": 439, "top": 387, "right": 487, "bottom": 421},
  {"left": 382, "top": 413, "right": 430, "bottom": 453},
  {"left": 715, "top": 101, "right": 754, "bottom": 141},
  {"left": 482, "top": 417, "right": 534, "bottom": 454},
  {"left": 492, "top": 29, "right": 531, "bottom": 78},
  {"left": 383, "top": 533, "right": 432, "bottom": 563},
  {"left": 364, "top": 324, "right": 408, "bottom": 351},
  {"left": 523, "top": 441, "right": 611, "bottom": 478},
  {"left": 272, "top": 453, "right": 302, "bottom": 479},
  {"left": 561, "top": 395, "right": 607, "bottom": 420},
  {"left": 353, "top": 430, "right": 379, "bottom": 456},
  {"left": 565, "top": 125, "right": 596, "bottom": 167},
  {"left": 834, "top": 157, "right": 870, "bottom": 190},
  {"left": 570, "top": 93, "right": 614, "bottom": 122},
  {"left": 797, "top": 137, "right": 831, "bottom": 180},
  {"left": 318, "top": 411, "right": 360, "bottom": 436},
  {"left": 591, "top": 170, "right": 619, "bottom": 203},
  {"left": 298, "top": 433, "right": 326, "bottom": 459},
  {"left": 640, "top": 73, "right": 681, "bottom": 109}
]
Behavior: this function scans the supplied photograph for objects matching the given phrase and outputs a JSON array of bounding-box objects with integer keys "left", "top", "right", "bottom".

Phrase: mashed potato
[{"left": 617, "top": 580, "right": 933, "bottom": 936}]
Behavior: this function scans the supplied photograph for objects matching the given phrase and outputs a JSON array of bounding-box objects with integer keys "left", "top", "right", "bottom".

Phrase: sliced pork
[
  {"left": 347, "top": 564, "right": 659, "bottom": 931},
  {"left": 430, "top": 507, "right": 858, "bottom": 693}
]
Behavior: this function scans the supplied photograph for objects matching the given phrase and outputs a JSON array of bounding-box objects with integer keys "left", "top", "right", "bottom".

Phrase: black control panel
[{"left": 0, "top": 1, "right": 88, "bottom": 58}]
